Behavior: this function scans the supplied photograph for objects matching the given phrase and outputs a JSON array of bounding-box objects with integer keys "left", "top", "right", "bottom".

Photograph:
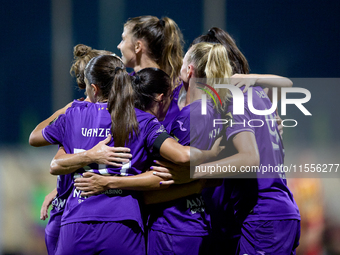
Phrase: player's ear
[
  {"left": 135, "top": 40, "right": 143, "bottom": 54},
  {"left": 187, "top": 64, "right": 194, "bottom": 79},
  {"left": 155, "top": 93, "right": 164, "bottom": 102},
  {"left": 91, "top": 84, "right": 99, "bottom": 96}
]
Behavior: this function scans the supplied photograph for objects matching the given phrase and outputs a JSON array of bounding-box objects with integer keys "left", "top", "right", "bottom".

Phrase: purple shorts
[
  {"left": 148, "top": 229, "right": 211, "bottom": 255},
  {"left": 45, "top": 213, "right": 62, "bottom": 255},
  {"left": 45, "top": 233, "right": 59, "bottom": 255},
  {"left": 237, "top": 219, "right": 300, "bottom": 255},
  {"left": 55, "top": 221, "right": 145, "bottom": 255}
]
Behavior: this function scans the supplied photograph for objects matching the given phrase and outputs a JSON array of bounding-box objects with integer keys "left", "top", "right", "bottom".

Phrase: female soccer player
[
  {"left": 35, "top": 44, "right": 131, "bottom": 255},
  {"left": 35, "top": 16, "right": 184, "bottom": 254},
  {"left": 145, "top": 42, "right": 234, "bottom": 255},
  {"left": 29, "top": 55, "right": 223, "bottom": 255},
  {"left": 117, "top": 15, "right": 185, "bottom": 130},
  {"left": 117, "top": 15, "right": 183, "bottom": 86},
  {"left": 74, "top": 26, "right": 294, "bottom": 254},
  {"left": 156, "top": 34, "right": 300, "bottom": 255},
  {"left": 193, "top": 73, "right": 301, "bottom": 255},
  {"left": 191, "top": 27, "right": 294, "bottom": 254}
]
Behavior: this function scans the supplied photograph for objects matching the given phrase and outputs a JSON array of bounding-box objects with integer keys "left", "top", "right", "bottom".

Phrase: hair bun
[
  {"left": 159, "top": 19, "right": 165, "bottom": 27},
  {"left": 207, "top": 29, "right": 215, "bottom": 37},
  {"left": 74, "top": 44, "right": 92, "bottom": 57}
]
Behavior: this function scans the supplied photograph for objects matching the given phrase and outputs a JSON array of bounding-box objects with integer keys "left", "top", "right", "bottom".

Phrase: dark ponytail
[
  {"left": 85, "top": 54, "right": 139, "bottom": 147},
  {"left": 191, "top": 27, "right": 250, "bottom": 74},
  {"left": 108, "top": 68, "right": 139, "bottom": 147}
]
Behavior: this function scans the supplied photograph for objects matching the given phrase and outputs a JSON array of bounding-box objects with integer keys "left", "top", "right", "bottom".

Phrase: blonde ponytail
[
  {"left": 125, "top": 16, "right": 184, "bottom": 90},
  {"left": 187, "top": 42, "right": 233, "bottom": 111},
  {"left": 162, "top": 17, "right": 184, "bottom": 88}
]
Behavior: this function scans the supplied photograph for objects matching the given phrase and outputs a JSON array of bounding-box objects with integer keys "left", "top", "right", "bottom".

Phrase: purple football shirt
[
  {"left": 45, "top": 174, "right": 74, "bottom": 237},
  {"left": 148, "top": 99, "right": 223, "bottom": 236},
  {"left": 160, "top": 82, "right": 183, "bottom": 131},
  {"left": 42, "top": 100, "right": 167, "bottom": 230},
  {"left": 224, "top": 86, "right": 300, "bottom": 222},
  {"left": 44, "top": 101, "right": 83, "bottom": 238}
]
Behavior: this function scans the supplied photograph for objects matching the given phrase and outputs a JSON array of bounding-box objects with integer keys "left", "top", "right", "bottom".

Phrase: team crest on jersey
[
  {"left": 256, "top": 89, "right": 268, "bottom": 99},
  {"left": 176, "top": 120, "right": 187, "bottom": 131}
]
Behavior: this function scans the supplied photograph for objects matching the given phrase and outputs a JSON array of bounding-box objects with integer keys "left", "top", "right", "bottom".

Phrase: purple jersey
[
  {"left": 148, "top": 99, "right": 222, "bottom": 236},
  {"left": 160, "top": 82, "right": 183, "bottom": 131},
  {"left": 225, "top": 86, "right": 300, "bottom": 222},
  {"left": 45, "top": 174, "right": 73, "bottom": 237},
  {"left": 42, "top": 101, "right": 167, "bottom": 230},
  {"left": 45, "top": 102, "right": 82, "bottom": 239}
]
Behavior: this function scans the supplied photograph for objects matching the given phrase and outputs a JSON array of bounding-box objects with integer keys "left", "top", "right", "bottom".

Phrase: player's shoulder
[
  {"left": 70, "top": 100, "right": 91, "bottom": 108},
  {"left": 135, "top": 108, "right": 159, "bottom": 124},
  {"left": 65, "top": 101, "right": 107, "bottom": 120}
]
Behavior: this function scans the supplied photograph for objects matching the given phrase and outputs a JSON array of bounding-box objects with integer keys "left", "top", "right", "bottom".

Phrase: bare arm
[
  {"left": 75, "top": 170, "right": 220, "bottom": 203},
  {"left": 72, "top": 136, "right": 224, "bottom": 196},
  {"left": 40, "top": 188, "right": 57, "bottom": 220},
  {"left": 159, "top": 136, "right": 224, "bottom": 166},
  {"left": 143, "top": 180, "right": 204, "bottom": 204},
  {"left": 29, "top": 102, "right": 73, "bottom": 147},
  {"left": 231, "top": 74, "right": 293, "bottom": 93},
  {"left": 58, "top": 134, "right": 224, "bottom": 196},
  {"left": 251, "top": 74, "right": 292, "bottom": 89},
  {"left": 143, "top": 178, "right": 223, "bottom": 204},
  {"left": 193, "top": 131, "right": 259, "bottom": 178},
  {"left": 74, "top": 171, "right": 169, "bottom": 197},
  {"left": 153, "top": 131, "right": 259, "bottom": 181}
]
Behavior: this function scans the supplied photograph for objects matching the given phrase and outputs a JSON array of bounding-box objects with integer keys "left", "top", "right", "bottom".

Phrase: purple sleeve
[
  {"left": 42, "top": 114, "right": 66, "bottom": 145},
  {"left": 225, "top": 99, "right": 255, "bottom": 141},
  {"left": 145, "top": 118, "right": 169, "bottom": 151}
]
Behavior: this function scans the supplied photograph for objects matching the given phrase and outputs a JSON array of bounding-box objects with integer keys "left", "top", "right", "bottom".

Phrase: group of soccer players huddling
[{"left": 29, "top": 15, "right": 300, "bottom": 255}]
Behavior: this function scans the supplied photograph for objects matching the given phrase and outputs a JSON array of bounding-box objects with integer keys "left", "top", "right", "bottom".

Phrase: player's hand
[
  {"left": 74, "top": 172, "right": 108, "bottom": 197},
  {"left": 152, "top": 160, "right": 192, "bottom": 185},
  {"left": 40, "top": 188, "right": 57, "bottom": 220},
  {"left": 88, "top": 135, "right": 132, "bottom": 167},
  {"left": 230, "top": 74, "right": 258, "bottom": 93},
  {"left": 210, "top": 137, "right": 225, "bottom": 158}
]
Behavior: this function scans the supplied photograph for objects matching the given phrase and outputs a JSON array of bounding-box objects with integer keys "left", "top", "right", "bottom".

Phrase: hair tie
[
  {"left": 134, "top": 75, "right": 141, "bottom": 84},
  {"left": 159, "top": 19, "right": 165, "bottom": 27},
  {"left": 207, "top": 29, "right": 215, "bottom": 37},
  {"left": 115, "top": 67, "right": 122, "bottom": 74}
]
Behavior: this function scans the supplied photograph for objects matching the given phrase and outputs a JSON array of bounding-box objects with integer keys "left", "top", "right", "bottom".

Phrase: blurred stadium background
[{"left": 0, "top": 0, "right": 339, "bottom": 254}]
